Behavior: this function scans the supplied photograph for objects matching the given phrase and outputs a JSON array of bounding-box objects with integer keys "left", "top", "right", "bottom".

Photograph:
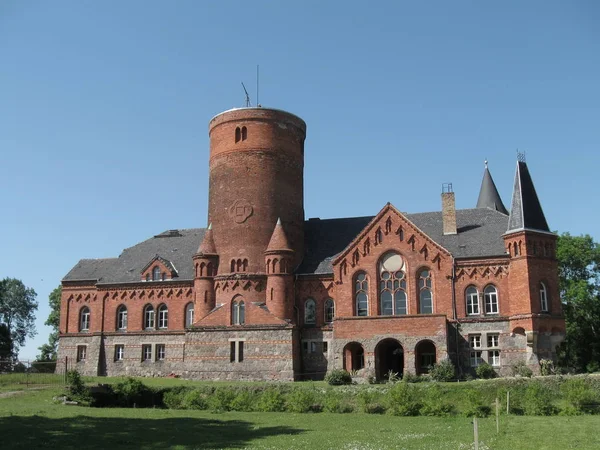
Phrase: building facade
[{"left": 57, "top": 107, "right": 565, "bottom": 381}]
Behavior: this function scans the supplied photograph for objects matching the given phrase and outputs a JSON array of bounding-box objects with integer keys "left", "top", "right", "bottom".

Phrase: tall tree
[
  {"left": 37, "top": 286, "right": 61, "bottom": 361},
  {"left": 556, "top": 233, "right": 600, "bottom": 372},
  {"left": 0, "top": 278, "right": 38, "bottom": 357}
]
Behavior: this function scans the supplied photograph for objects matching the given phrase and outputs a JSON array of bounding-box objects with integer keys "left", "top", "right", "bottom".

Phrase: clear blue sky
[{"left": 1, "top": 1, "right": 598, "bottom": 360}]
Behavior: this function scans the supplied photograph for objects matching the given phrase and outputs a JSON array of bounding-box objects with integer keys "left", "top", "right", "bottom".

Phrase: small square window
[
  {"left": 488, "top": 350, "right": 501, "bottom": 366},
  {"left": 230, "top": 340, "right": 244, "bottom": 363},
  {"left": 469, "top": 335, "right": 481, "bottom": 349},
  {"left": 114, "top": 345, "right": 124, "bottom": 362},
  {"left": 487, "top": 334, "right": 499, "bottom": 348},
  {"left": 470, "top": 351, "right": 482, "bottom": 367},
  {"left": 310, "top": 342, "right": 318, "bottom": 353},
  {"left": 156, "top": 344, "right": 166, "bottom": 361},
  {"left": 142, "top": 344, "right": 152, "bottom": 361},
  {"left": 77, "top": 345, "right": 87, "bottom": 362}
]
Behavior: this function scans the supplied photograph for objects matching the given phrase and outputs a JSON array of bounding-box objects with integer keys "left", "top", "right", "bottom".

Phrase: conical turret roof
[
  {"left": 266, "top": 218, "right": 293, "bottom": 253},
  {"left": 476, "top": 161, "right": 508, "bottom": 215},
  {"left": 506, "top": 159, "right": 550, "bottom": 234},
  {"left": 197, "top": 223, "right": 217, "bottom": 255}
]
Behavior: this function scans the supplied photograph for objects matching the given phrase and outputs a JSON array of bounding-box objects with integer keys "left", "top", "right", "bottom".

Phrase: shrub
[
  {"left": 357, "top": 389, "right": 387, "bottom": 414},
  {"left": 386, "top": 370, "right": 401, "bottom": 384},
  {"left": 462, "top": 390, "right": 491, "bottom": 418},
  {"left": 561, "top": 378, "right": 597, "bottom": 414},
  {"left": 523, "top": 382, "right": 557, "bottom": 415},
  {"left": 586, "top": 361, "right": 600, "bottom": 374},
  {"left": 65, "top": 369, "right": 92, "bottom": 405},
  {"left": 162, "top": 387, "right": 189, "bottom": 409},
  {"left": 182, "top": 388, "right": 209, "bottom": 410},
  {"left": 325, "top": 369, "right": 352, "bottom": 386},
  {"left": 113, "top": 377, "right": 154, "bottom": 407},
  {"left": 402, "top": 373, "right": 427, "bottom": 383},
  {"left": 208, "top": 387, "right": 236, "bottom": 412},
  {"left": 420, "top": 385, "right": 454, "bottom": 416},
  {"left": 539, "top": 359, "right": 556, "bottom": 376},
  {"left": 256, "top": 388, "right": 286, "bottom": 412},
  {"left": 475, "top": 363, "right": 496, "bottom": 379},
  {"left": 322, "top": 391, "right": 354, "bottom": 413},
  {"left": 231, "top": 390, "right": 256, "bottom": 412},
  {"left": 429, "top": 360, "right": 456, "bottom": 382},
  {"left": 512, "top": 361, "right": 533, "bottom": 378},
  {"left": 387, "top": 382, "right": 420, "bottom": 416},
  {"left": 287, "top": 389, "right": 318, "bottom": 413}
]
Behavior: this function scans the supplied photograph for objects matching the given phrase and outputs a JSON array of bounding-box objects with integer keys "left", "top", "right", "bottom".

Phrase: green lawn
[{"left": 1, "top": 387, "right": 599, "bottom": 449}]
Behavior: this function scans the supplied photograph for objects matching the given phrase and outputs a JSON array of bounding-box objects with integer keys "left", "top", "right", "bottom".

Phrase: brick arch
[
  {"left": 343, "top": 341, "right": 365, "bottom": 372},
  {"left": 415, "top": 339, "right": 436, "bottom": 374},
  {"left": 374, "top": 338, "right": 404, "bottom": 380}
]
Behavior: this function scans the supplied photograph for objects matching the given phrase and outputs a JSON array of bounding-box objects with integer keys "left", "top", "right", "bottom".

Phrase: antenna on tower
[
  {"left": 241, "top": 82, "right": 251, "bottom": 107},
  {"left": 256, "top": 65, "right": 260, "bottom": 107}
]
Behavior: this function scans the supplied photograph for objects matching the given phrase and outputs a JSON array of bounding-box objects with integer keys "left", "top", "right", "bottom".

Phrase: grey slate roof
[
  {"left": 64, "top": 208, "right": 510, "bottom": 283},
  {"left": 476, "top": 165, "right": 509, "bottom": 215},
  {"left": 507, "top": 161, "right": 550, "bottom": 233}
]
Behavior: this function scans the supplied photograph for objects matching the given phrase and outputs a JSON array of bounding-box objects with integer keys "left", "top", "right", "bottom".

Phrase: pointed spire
[
  {"left": 507, "top": 160, "right": 550, "bottom": 233},
  {"left": 476, "top": 160, "right": 509, "bottom": 215},
  {"left": 197, "top": 223, "right": 217, "bottom": 255},
  {"left": 266, "top": 218, "right": 293, "bottom": 253}
]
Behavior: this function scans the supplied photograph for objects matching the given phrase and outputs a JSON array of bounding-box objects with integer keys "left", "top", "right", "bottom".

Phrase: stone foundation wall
[{"left": 300, "top": 328, "right": 333, "bottom": 380}]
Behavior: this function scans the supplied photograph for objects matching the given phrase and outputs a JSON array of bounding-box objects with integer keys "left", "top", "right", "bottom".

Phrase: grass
[{"left": 1, "top": 387, "right": 600, "bottom": 449}]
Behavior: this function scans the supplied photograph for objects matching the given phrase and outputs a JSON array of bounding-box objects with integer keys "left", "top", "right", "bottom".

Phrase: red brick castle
[{"left": 57, "top": 107, "right": 565, "bottom": 380}]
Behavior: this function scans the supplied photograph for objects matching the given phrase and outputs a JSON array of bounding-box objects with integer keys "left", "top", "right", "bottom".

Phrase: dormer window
[{"left": 152, "top": 266, "right": 161, "bottom": 281}]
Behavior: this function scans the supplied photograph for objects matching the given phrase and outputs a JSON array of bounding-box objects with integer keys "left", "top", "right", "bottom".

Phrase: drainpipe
[{"left": 450, "top": 257, "right": 463, "bottom": 378}]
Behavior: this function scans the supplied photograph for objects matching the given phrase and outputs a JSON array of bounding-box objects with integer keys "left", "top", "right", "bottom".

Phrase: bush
[
  {"left": 523, "top": 382, "right": 557, "bottom": 415},
  {"left": 402, "top": 373, "right": 427, "bottom": 383},
  {"left": 162, "top": 386, "right": 189, "bottom": 409},
  {"left": 287, "top": 389, "right": 319, "bottom": 413},
  {"left": 387, "top": 382, "right": 420, "bottom": 416},
  {"left": 512, "top": 361, "right": 533, "bottom": 378},
  {"left": 475, "top": 363, "right": 496, "bottom": 379},
  {"left": 561, "top": 378, "right": 597, "bottom": 414},
  {"left": 539, "top": 359, "right": 555, "bottom": 376},
  {"left": 113, "top": 378, "right": 154, "bottom": 407},
  {"left": 181, "top": 388, "right": 210, "bottom": 410},
  {"left": 65, "top": 369, "right": 92, "bottom": 405},
  {"left": 325, "top": 369, "right": 352, "bottom": 386},
  {"left": 429, "top": 360, "right": 456, "bottom": 382},
  {"left": 357, "top": 389, "right": 387, "bottom": 414},
  {"left": 420, "top": 386, "right": 454, "bottom": 416},
  {"left": 231, "top": 390, "right": 256, "bottom": 412},
  {"left": 462, "top": 390, "right": 491, "bottom": 418},
  {"left": 586, "top": 361, "right": 600, "bottom": 374},
  {"left": 322, "top": 391, "right": 354, "bottom": 413},
  {"left": 256, "top": 388, "right": 286, "bottom": 412},
  {"left": 208, "top": 387, "right": 236, "bottom": 412}
]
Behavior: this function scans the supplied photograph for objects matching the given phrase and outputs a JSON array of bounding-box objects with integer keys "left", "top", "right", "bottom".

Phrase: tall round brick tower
[{"left": 208, "top": 107, "right": 307, "bottom": 275}]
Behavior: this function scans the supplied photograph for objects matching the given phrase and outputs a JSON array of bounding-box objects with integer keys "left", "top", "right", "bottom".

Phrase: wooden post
[
  {"left": 473, "top": 417, "right": 479, "bottom": 450},
  {"left": 496, "top": 397, "right": 500, "bottom": 434},
  {"left": 506, "top": 390, "right": 510, "bottom": 414}
]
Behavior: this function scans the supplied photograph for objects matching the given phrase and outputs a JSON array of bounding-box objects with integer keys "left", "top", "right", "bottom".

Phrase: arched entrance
[
  {"left": 375, "top": 338, "right": 404, "bottom": 381},
  {"left": 343, "top": 342, "right": 365, "bottom": 372},
  {"left": 415, "top": 340, "right": 436, "bottom": 374}
]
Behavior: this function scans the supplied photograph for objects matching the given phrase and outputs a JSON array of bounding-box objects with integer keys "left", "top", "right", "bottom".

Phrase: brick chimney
[{"left": 442, "top": 183, "right": 457, "bottom": 235}]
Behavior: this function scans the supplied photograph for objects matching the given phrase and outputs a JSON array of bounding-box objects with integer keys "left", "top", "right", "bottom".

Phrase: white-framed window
[
  {"left": 144, "top": 305, "right": 155, "bottom": 329},
  {"left": 230, "top": 340, "right": 244, "bottom": 363},
  {"left": 114, "top": 344, "right": 124, "bottom": 361},
  {"left": 470, "top": 351, "right": 483, "bottom": 367},
  {"left": 466, "top": 286, "right": 480, "bottom": 315},
  {"left": 379, "top": 252, "right": 408, "bottom": 316},
  {"left": 116, "top": 305, "right": 127, "bottom": 330},
  {"left": 355, "top": 272, "right": 369, "bottom": 316},
  {"left": 540, "top": 282, "right": 548, "bottom": 312},
  {"left": 484, "top": 285, "right": 499, "bottom": 314},
  {"left": 79, "top": 307, "right": 90, "bottom": 332},
  {"left": 302, "top": 340, "right": 329, "bottom": 355},
  {"left": 418, "top": 269, "right": 433, "bottom": 314},
  {"left": 185, "top": 302, "right": 195, "bottom": 327},
  {"left": 324, "top": 298, "right": 335, "bottom": 324},
  {"left": 142, "top": 344, "right": 152, "bottom": 361},
  {"left": 304, "top": 298, "right": 316, "bottom": 325},
  {"left": 469, "top": 334, "right": 481, "bottom": 349},
  {"left": 152, "top": 266, "right": 161, "bottom": 281},
  {"left": 158, "top": 304, "right": 168, "bottom": 329},
  {"left": 76, "top": 345, "right": 87, "bottom": 362},
  {"left": 156, "top": 344, "right": 166, "bottom": 361},
  {"left": 488, "top": 350, "right": 501, "bottom": 367},
  {"left": 487, "top": 334, "right": 499, "bottom": 348},
  {"left": 232, "top": 298, "right": 245, "bottom": 325}
]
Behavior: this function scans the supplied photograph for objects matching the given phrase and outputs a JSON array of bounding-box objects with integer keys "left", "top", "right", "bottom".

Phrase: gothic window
[
  {"left": 379, "top": 252, "right": 407, "bottom": 315},
  {"left": 466, "top": 286, "right": 480, "bottom": 315},
  {"left": 116, "top": 305, "right": 128, "bottom": 330},
  {"left": 235, "top": 127, "right": 241, "bottom": 143},
  {"left": 232, "top": 297, "right": 245, "bottom": 325},
  {"left": 324, "top": 298, "right": 335, "bottom": 324},
  {"left": 185, "top": 302, "right": 195, "bottom": 327},
  {"left": 152, "top": 266, "right": 161, "bottom": 281},
  {"left": 143, "top": 304, "right": 155, "bottom": 329},
  {"left": 304, "top": 298, "right": 316, "bottom": 325},
  {"left": 540, "top": 282, "right": 549, "bottom": 312},
  {"left": 418, "top": 269, "right": 433, "bottom": 314},
  {"left": 79, "top": 306, "right": 90, "bottom": 332},
  {"left": 355, "top": 272, "right": 369, "bottom": 316},
  {"left": 484, "top": 285, "right": 499, "bottom": 314},
  {"left": 241, "top": 126, "right": 247, "bottom": 141},
  {"left": 375, "top": 228, "right": 383, "bottom": 245},
  {"left": 158, "top": 304, "right": 168, "bottom": 329}
]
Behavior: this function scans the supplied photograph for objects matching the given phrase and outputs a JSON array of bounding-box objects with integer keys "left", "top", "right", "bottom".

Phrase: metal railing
[{"left": 0, "top": 358, "right": 72, "bottom": 388}]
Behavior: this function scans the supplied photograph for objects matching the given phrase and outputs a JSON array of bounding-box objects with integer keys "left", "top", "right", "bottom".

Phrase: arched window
[
  {"left": 158, "top": 304, "right": 168, "bottom": 329},
  {"left": 116, "top": 305, "right": 127, "bottom": 330},
  {"left": 143, "top": 304, "right": 155, "bottom": 329},
  {"left": 185, "top": 302, "right": 195, "bottom": 327},
  {"left": 79, "top": 306, "right": 90, "bottom": 332},
  {"left": 235, "top": 127, "right": 241, "bottom": 143},
  {"left": 324, "top": 298, "right": 335, "bottom": 324},
  {"left": 355, "top": 272, "right": 369, "bottom": 316},
  {"left": 232, "top": 298, "right": 245, "bottom": 325},
  {"left": 304, "top": 298, "right": 316, "bottom": 325},
  {"left": 540, "top": 282, "right": 549, "bottom": 312},
  {"left": 418, "top": 269, "right": 433, "bottom": 314},
  {"left": 484, "top": 285, "right": 499, "bottom": 314},
  {"left": 466, "top": 286, "right": 479, "bottom": 315},
  {"left": 152, "top": 266, "right": 161, "bottom": 281},
  {"left": 241, "top": 126, "right": 247, "bottom": 141},
  {"left": 379, "top": 252, "right": 407, "bottom": 315}
]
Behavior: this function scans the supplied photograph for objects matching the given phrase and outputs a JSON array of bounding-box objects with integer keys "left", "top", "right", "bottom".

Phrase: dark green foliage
[
  {"left": 475, "top": 362, "right": 496, "bottom": 379},
  {"left": 208, "top": 387, "right": 236, "bottom": 412},
  {"left": 322, "top": 391, "right": 354, "bottom": 413},
  {"left": 286, "top": 389, "right": 318, "bottom": 413},
  {"left": 420, "top": 385, "right": 455, "bottom": 416},
  {"left": 37, "top": 286, "right": 61, "bottom": 361},
  {"left": 230, "top": 390, "right": 256, "bottom": 412},
  {"left": 511, "top": 361, "right": 533, "bottom": 378},
  {"left": 560, "top": 378, "right": 598, "bottom": 414},
  {"left": 429, "top": 359, "right": 456, "bottom": 382},
  {"left": 402, "top": 373, "right": 428, "bottom": 383},
  {"left": 112, "top": 377, "right": 155, "bottom": 408},
  {"left": 256, "top": 388, "right": 286, "bottom": 412},
  {"left": 325, "top": 369, "right": 352, "bottom": 385},
  {"left": 161, "top": 386, "right": 190, "bottom": 409},
  {"left": 0, "top": 323, "right": 12, "bottom": 361},
  {"left": 523, "top": 382, "right": 557, "bottom": 416},
  {"left": 387, "top": 382, "right": 420, "bottom": 416},
  {"left": 539, "top": 359, "right": 556, "bottom": 376},
  {"left": 182, "top": 388, "right": 210, "bottom": 410},
  {"left": 0, "top": 278, "right": 38, "bottom": 357},
  {"left": 462, "top": 390, "right": 491, "bottom": 418},
  {"left": 66, "top": 370, "right": 92, "bottom": 405}
]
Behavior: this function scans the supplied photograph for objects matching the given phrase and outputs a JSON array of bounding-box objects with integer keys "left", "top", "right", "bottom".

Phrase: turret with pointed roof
[
  {"left": 476, "top": 160, "right": 508, "bottom": 215},
  {"left": 196, "top": 223, "right": 217, "bottom": 255},
  {"left": 265, "top": 218, "right": 293, "bottom": 254},
  {"left": 192, "top": 223, "right": 219, "bottom": 321},
  {"left": 265, "top": 218, "right": 294, "bottom": 322}
]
